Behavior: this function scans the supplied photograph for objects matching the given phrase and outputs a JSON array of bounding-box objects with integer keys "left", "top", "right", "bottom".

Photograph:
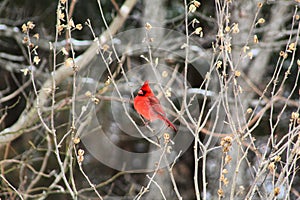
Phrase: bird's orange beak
[{"left": 138, "top": 89, "right": 143, "bottom": 95}]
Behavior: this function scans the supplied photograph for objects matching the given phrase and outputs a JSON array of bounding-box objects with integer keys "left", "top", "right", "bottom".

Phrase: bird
[{"left": 133, "top": 80, "right": 177, "bottom": 132}]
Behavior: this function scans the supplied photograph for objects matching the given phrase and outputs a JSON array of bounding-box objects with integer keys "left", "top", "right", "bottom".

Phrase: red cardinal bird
[{"left": 134, "top": 81, "right": 177, "bottom": 132}]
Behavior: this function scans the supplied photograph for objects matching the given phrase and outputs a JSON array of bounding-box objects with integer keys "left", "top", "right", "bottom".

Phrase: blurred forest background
[{"left": 0, "top": 0, "right": 300, "bottom": 199}]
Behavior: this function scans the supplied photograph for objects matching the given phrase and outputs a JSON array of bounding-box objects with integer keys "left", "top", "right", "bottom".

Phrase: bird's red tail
[{"left": 164, "top": 118, "right": 178, "bottom": 132}]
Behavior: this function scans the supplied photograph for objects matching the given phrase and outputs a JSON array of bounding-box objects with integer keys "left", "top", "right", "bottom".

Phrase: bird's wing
[{"left": 148, "top": 96, "right": 166, "bottom": 118}]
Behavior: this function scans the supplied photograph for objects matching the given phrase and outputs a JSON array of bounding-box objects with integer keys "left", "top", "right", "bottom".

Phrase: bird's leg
[
  {"left": 145, "top": 123, "right": 155, "bottom": 133},
  {"left": 139, "top": 116, "right": 156, "bottom": 134},
  {"left": 138, "top": 115, "right": 149, "bottom": 126}
]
